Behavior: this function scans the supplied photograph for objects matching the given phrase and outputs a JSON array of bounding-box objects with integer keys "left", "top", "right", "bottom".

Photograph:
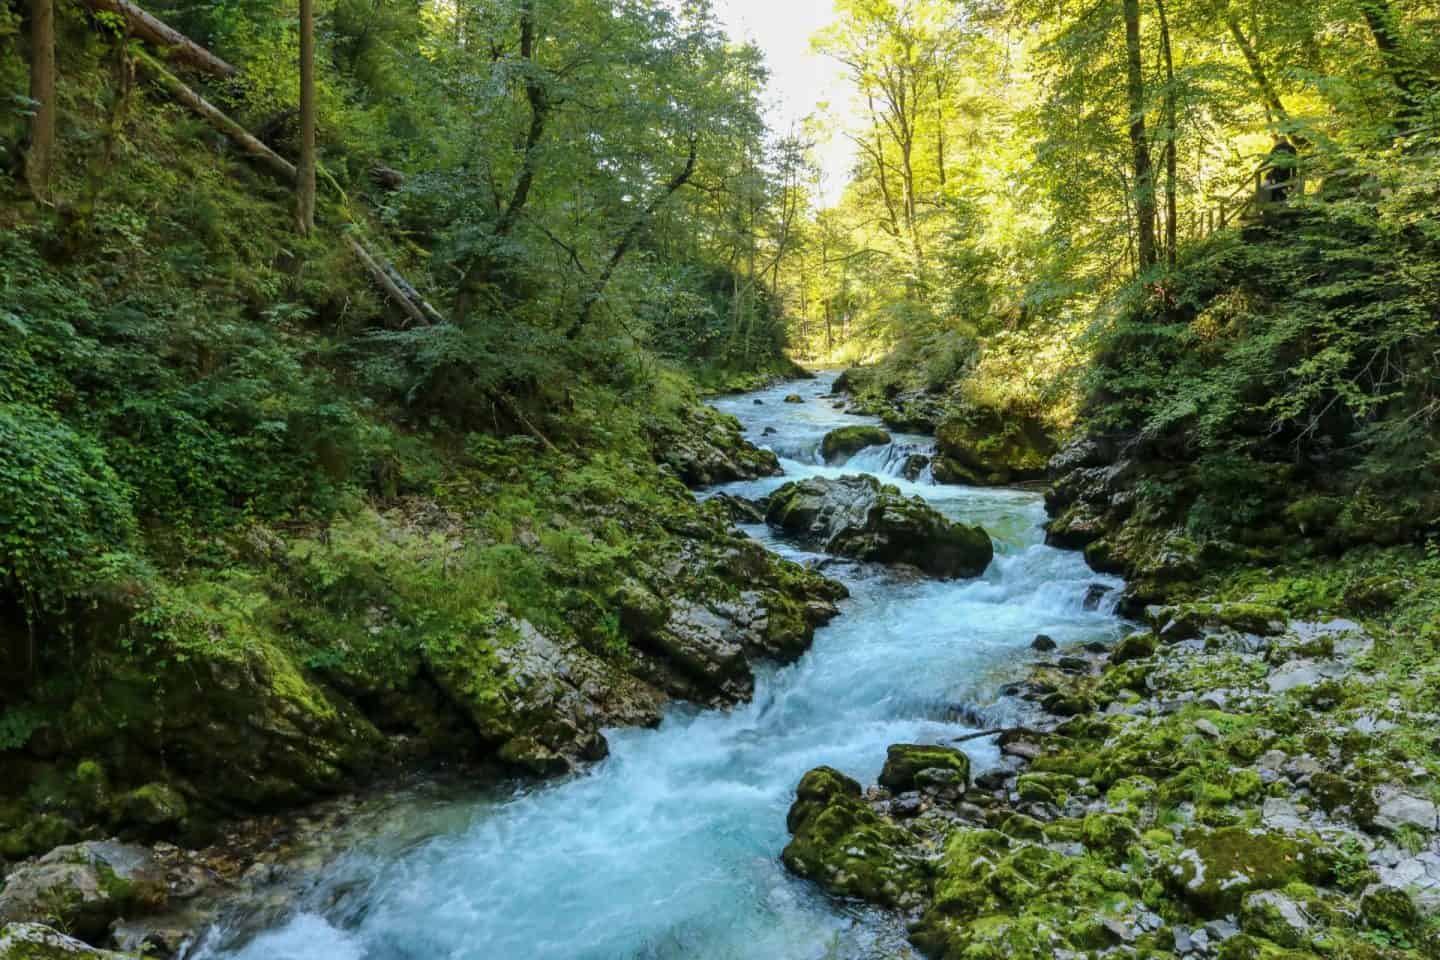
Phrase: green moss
[
  {"left": 819, "top": 425, "right": 892, "bottom": 460},
  {"left": 878, "top": 743, "right": 972, "bottom": 792}
]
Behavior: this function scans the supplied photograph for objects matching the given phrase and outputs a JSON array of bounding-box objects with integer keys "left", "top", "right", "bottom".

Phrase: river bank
[{"left": 779, "top": 421, "right": 1440, "bottom": 959}]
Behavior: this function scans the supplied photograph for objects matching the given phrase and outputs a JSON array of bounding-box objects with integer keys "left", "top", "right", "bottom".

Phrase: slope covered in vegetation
[{"left": 0, "top": 0, "right": 830, "bottom": 865}]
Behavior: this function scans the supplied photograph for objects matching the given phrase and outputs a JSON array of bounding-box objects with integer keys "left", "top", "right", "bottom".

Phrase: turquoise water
[{"left": 194, "top": 373, "right": 1124, "bottom": 960}]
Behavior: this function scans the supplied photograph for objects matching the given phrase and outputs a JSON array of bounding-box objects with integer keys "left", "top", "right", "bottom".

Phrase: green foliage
[{"left": 0, "top": 404, "right": 140, "bottom": 612}]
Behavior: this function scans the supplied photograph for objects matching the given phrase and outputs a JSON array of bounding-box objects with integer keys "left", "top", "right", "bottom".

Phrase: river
[{"left": 192, "top": 371, "right": 1125, "bottom": 960}]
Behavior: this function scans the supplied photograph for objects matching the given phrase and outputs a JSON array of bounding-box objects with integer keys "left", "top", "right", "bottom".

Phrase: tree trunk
[
  {"left": 1122, "top": 0, "right": 1157, "bottom": 272},
  {"left": 26, "top": 0, "right": 56, "bottom": 199},
  {"left": 84, "top": 0, "right": 238, "bottom": 77},
  {"left": 1355, "top": 0, "right": 1420, "bottom": 126},
  {"left": 1225, "top": 13, "right": 1290, "bottom": 124},
  {"left": 456, "top": 0, "right": 549, "bottom": 319},
  {"left": 1156, "top": 0, "right": 1177, "bottom": 267},
  {"left": 569, "top": 136, "right": 698, "bottom": 338},
  {"left": 295, "top": 0, "right": 316, "bottom": 235}
]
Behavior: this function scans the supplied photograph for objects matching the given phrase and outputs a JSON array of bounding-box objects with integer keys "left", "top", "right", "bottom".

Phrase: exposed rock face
[
  {"left": 819, "top": 426, "right": 891, "bottom": 462},
  {"left": 765, "top": 475, "right": 993, "bottom": 578},
  {"left": 648, "top": 404, "right": 781, "bottom": 486},
  {"left": 0, "top": 842, "right": 166, "bottom": 943}
]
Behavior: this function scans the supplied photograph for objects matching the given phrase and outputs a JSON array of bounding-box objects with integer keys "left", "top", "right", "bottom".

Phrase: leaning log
[
  {"left": 87, "top": 0, "right": 238, "bottom": 78},
  {"left": 133, "top": 50, "right": 445, "bottom": 327}
]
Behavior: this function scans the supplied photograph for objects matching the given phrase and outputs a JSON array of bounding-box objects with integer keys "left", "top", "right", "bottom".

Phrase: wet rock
[
  {"left": 879, "top": 744, "right": 971, "bottom": 792},
  {"left": 900, "top": 454, "right": 931, "bottom": 481},
  {"left": 761, "top": 426, "right": 777, "bottom": 436},
  {"left": 765, "top": 475, "right": 993, "bottom": 578},
  {"left": 820, "top": 425, "right": 892, "bottom": 461},
  {"left": 0, "top": 842, "right": 167, "bottom": 942},
  {"left": 0, "top": 923, "right": 130, "bottom": 958},
  {"left": 1082, "top": 584, "right": 1112, "bottom": 611},
  {"left": 709, "top": 493, "right": 766, "bottom": 525},
  {"left": 783, "top": 394, "right": 804, "bottom": 403},
  {"left": 1031, "top": 634, "right": 1057, "bottom": 652}
]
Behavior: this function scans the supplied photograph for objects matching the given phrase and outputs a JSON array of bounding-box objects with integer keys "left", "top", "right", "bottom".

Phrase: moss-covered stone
[
  {"left": 1167, "top": 827, "right": 1322, "bottom": 914},
  {"left": 1360, "top": 885, "right": 1419, "bottom": 935},
  {"left": 1082, "top": 812, "right": 1140, "bottom": 859},
  {"left": 121, "top": 783, "right": 188, "bottom": 827},
  {"left": 1112, "top": 631, "right": 1158, "bottom": 664},
  {"left": 766, "top": 475, "right": 993, "bottom": 578},
  {"left": 782, "top": 766, "right": 931, "bottom": 908},
  {"left": 879, "top": 744, "right": 971, "bottom": 793},
  {"left": 819, "top": 426, "right": 892, "bottom": 461}
]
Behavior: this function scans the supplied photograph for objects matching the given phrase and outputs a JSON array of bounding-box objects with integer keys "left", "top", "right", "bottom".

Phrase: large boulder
[
  {"left": 765, "top": 475, "right": 993, "bottom": 578},
  {"left": 932, "top": 408, "right": 1056, "bottom": 487},
  {"left": 820, "top": 426, "right": 891, "bottom": 462},
  {"left": 0, "top": 842, "right": 167, "bottom": 943}
]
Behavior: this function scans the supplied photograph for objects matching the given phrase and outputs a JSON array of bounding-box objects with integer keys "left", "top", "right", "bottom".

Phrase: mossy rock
[
  {"left": 0, "top": 923, "right": 131, "bottom": 959},
  {"left": 819, "top": 426, "right": 892, "bottom": 461},
  {"left": 1360, "top": 884, "right": 1419, "bottom": 935},
  {"left": 765, "top": 475, "right": 994, "bottom": 578},
  {"left": 1016, "top": 772, "right": 1076, "bottom": 805},
  {"left": 878, "top": 743, "right": 971, "bottom": 792},
  {"left": 1241, "top": 890, "right": 1315, "bottom": 948},
  {"left": 928, "top": 829, "right": 1013, "bottom": 918},
  {"left": 121, "top": 783, "right": 188, "bottom": 828},
  {"left": 1111, "top": 631, "right": 1157, "bottom": 664},
  {"left": 1217, "top": 933, "right": 1324, "bottom": 960},
  {"left": 782, "top": 766, "right": 930, "bottom": 908},
  {"left": 1167, "top": 827, "right": 1323, "bottom": 914},
  {"left": 1151, "top": 602, "right": 1287, "bottom": 640},
  {"left": 1082, "top": 812, "right": 1139, "bottom": 859}
]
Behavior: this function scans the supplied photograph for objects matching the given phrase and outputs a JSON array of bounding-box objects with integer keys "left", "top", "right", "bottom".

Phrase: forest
[{"left": 0, "top": 0, "right": 1438, "bottom": 957}]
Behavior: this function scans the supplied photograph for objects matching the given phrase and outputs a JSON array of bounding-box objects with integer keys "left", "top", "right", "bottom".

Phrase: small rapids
[{"left": 191, "top": 372, "right": 1125, "bottom": 960}]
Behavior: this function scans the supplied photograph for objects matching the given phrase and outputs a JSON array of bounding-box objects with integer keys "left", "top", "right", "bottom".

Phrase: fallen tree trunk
[
  {"left": 134, "top": 50, "right": 444, "bottom": 327},
  {"left": 87, "top": 0, "right": 238, "bottom": 78}
]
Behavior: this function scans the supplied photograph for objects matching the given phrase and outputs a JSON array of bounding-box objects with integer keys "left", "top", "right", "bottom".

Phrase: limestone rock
[
  {"left": 765, "top": 475, "right": 993, "bottom": 578},
  {"left": 0, "top": 842, "right": 166, "bottom": 942},
  {"left": 0, "top": 923, "right": 131, "bottom": 959},
  {"left": 1371, "top": 785, "right": 1439, "bottom": 833}
]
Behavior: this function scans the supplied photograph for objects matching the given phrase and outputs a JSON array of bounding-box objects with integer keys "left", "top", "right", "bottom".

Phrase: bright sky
[{"left": 710, "top": 0, "right": 857, "bottom": 205}]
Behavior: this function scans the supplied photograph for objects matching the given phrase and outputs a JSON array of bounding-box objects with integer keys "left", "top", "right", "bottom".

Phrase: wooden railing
[{"left": 1188, "top": 158, "right": 1305, "bottom": 240}]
